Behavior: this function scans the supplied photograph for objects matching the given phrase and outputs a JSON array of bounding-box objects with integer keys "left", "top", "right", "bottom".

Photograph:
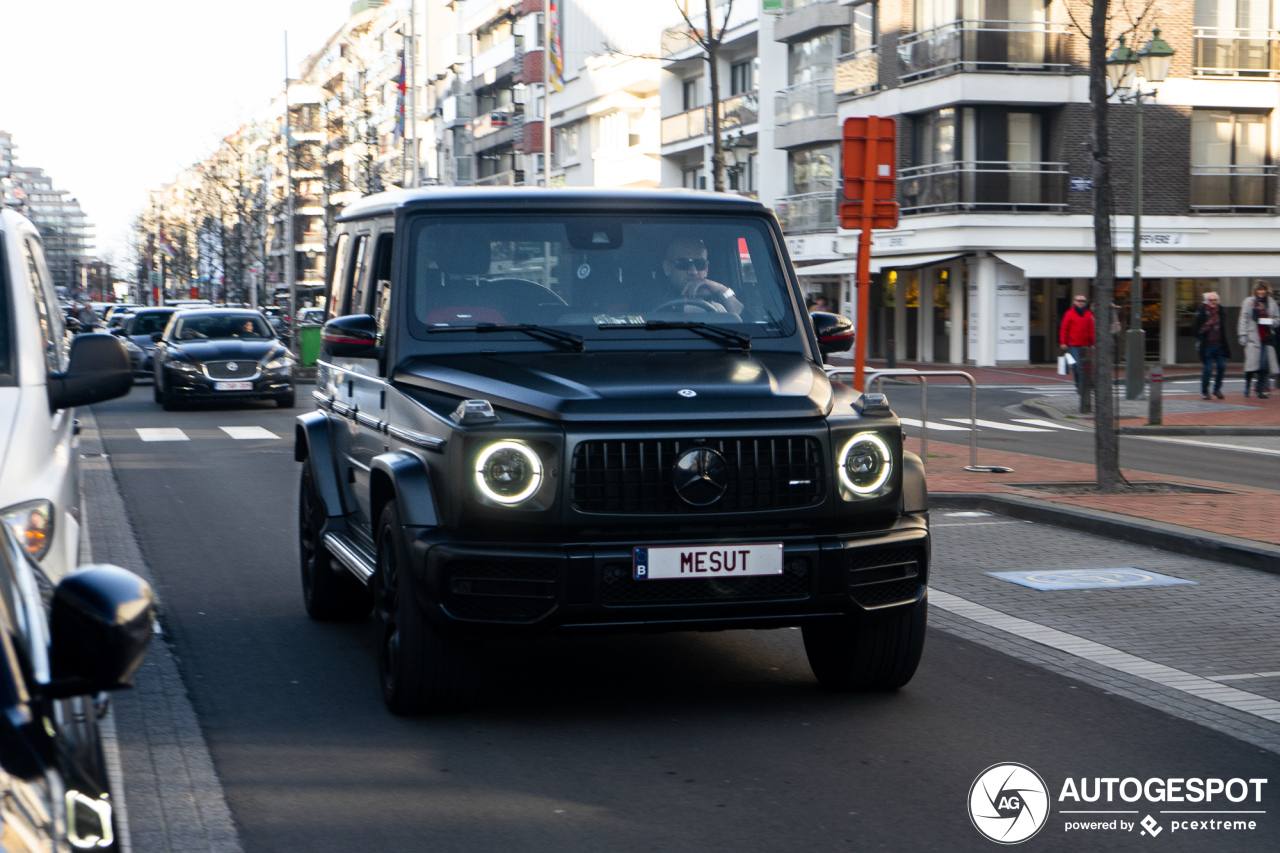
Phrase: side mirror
[
  {"left": 321, "top": 314, "right": 382, "bottom": 360},
  {"left": 811, "top": 312, "right": 854, "bottom": 358},
  {"left": 150, "top": 332, "right": 163, "bottom": 342},
  {"left": 47, "top": 334, "right": 133, "bottom": 411},
  {"left": 46, "top": 565, "right": 155, "bottom": 699}
]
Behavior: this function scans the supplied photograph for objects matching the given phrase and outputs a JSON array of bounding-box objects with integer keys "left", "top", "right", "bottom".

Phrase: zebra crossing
[
  {"left": 898, "top": 416, "right": 1085, "bottom": 433},
  {"left": 134, "top": 426, "right": 282, "bottom": 442}
]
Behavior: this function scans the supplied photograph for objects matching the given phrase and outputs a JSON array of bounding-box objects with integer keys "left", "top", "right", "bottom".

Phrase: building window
[
  {"left": 553, "top": 122, "right": 580, "bottom": 167},
  {"left": 788, "top": 32, "right": 839, "bottom": 85},
  {"left": 1194, "top": 0, "right": 1278, "bottom": 76},
  {"left": 682, "top": 167, "right": 701, "bottom": 189},
  {"left": 850, "top": 1, "right": 877, "bottom": 54},
  {"left": 1190, "top": 109, "right": 1275, "bottom": 211},
  {"left": 730, "top": 58, "right": 758, "bottom": 95},
  {"left": 682, "top": 78, "right": 702, "bottom": 111},
  {"left": 788, "top": 145, "right": 838, "bottom": 195}
]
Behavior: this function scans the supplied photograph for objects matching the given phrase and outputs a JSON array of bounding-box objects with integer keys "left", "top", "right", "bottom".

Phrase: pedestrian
[
  {"left": 1238, "top": 280, "right": 1279, "bottom": 399},
  {"left": 1058, "top": 294, "right": 1094, "bottom": 389},
  {"left": 808, "top": 294, "right": 829, "bottom": 314},
  {"left": 1191, "top": 292, "right": 1230, "bottom": 400}
]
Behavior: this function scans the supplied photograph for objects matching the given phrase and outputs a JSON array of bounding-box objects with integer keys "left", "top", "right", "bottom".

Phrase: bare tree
[{"left": 671, "top": 0, "right": 736, "bottom": 192}]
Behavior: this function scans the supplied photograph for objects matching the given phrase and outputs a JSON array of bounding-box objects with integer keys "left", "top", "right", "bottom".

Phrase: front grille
[
  {"left": 440, "top": 561, "right": 558, "bottom": 623},
  {"left": 601, "top": 557, "right": 811, "bottom": 606},
  {"left": 847, "top": 544, "right": 926, "bottom": 608},
  {"left": 571, "top": 436, "right": 824, "bottom": 514},
  {"left": 204, "top": 360, "right": 260, "bottom": 380},
  {"left": 851, "top": 578, "right": 924, "bottom": 608}
]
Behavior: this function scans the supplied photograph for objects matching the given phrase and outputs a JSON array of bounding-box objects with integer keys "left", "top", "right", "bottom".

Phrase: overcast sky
[{"left": 0, "top": 0, "right": 366, "bottom": 264}]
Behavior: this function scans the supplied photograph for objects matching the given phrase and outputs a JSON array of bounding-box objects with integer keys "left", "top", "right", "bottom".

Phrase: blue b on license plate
[{"left": 633, "top": 544, "right": 783, "bottom": 580}]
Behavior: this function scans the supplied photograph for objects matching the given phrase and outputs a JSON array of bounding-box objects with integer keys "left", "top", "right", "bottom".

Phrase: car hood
[
  {"left": 127, "top": 333, "right": 160, "bottom": 350},
  {"left": 394, "top": 350, "right": 833, "bottom": 422},
  {"left": 167, "top": 340, "right": 280, "bottom": 361}
]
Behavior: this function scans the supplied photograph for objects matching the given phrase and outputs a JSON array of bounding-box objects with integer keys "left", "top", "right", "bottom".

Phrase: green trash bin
[{"left": 298, "top": 324, "right": 323, "bottom": 368}]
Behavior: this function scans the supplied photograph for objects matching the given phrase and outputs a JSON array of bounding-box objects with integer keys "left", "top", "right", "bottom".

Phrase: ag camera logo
[{"left": 969, "top": 763, "right": 1050, "bottom": 844}]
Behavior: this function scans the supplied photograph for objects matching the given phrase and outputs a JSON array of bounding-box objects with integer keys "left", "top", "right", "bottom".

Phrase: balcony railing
[
  {"left": 1193, "top": 28, "right": 1280, "bottom": 78},
  {"left": 476, "top": 169, "right": 521, "bottom": 187},
  {"left": 660, "top": 92, "right": 757, "bottom": 145},
  {"left": 775, "top": 190, "right": 837, "bottom": 232},
  {"left": 1190, "top": 165, "right": 1278, "bottom": 212},
  {"left": 835, "top": 46, "right": 879, "bottom": 95},
  {"left": 775, "top": 78, "right": 836, "bottom": 126},
  {"left": 898, "top": 161, "right": 1069, "bottom": 214},
  {"left": 778, "top": 0, "right": 836, "bottom": 11},
  {"left": 898, "top": 20, "right": 1071, "bottom": 83}
]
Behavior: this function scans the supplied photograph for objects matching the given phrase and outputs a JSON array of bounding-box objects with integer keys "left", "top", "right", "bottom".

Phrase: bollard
[
  {"left": 886, "top": 339, "right": 896, "bottom": 369},
  {"left": 1079, "top": 349, "right": 1093, "bottom": 415},
  {"left": 1149, "top": 364, "right": 1163, "bottom": 425}
]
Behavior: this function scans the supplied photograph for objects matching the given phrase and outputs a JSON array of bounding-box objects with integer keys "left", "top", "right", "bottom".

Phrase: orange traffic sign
[
  {"left": 842, "top": 116, "right": 897, "bottom": 203},
  {"left": 839, "top": 201, "right": 898, "bottom": 231}
]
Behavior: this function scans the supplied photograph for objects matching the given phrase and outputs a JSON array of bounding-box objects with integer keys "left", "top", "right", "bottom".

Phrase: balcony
[
  {"left": 775, "top": 78, "right": 836, "bottom": 126},
  {"left": 1193, "top": 28, "right": 1280, "bottom": 78},
  {"left": 898, "top": 161, "right": 1068, "bottom": 214},
  {"left": 898, "top": 20, "right": 1071, "bottom": 83},
  {"left": 661, "top": 91, "right": 758, "bottom": 146},
  {"left": 835, "top": 46, "right": 879, "bottom": 96},
  {"left": 1190, "top": 165, "right": 1278, "bottom": 212},
  {"left": 775, "top": 191, "right": 837, "bottom": 233}
]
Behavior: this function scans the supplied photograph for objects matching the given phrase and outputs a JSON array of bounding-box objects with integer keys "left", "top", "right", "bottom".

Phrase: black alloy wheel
[
  {"left": 298, "top": 465, "right": 372, "bottom": 621},
  {"left": 801, "top": 594, "right": 928, "bottom": 691},
  {"left": 375, "top": 499, "right": 481, "bottom": 714}
]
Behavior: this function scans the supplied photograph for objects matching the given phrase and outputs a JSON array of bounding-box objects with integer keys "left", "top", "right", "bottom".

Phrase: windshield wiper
[
  {"left": 425, "top": 323, "right": 585, "bottom": 352},
  {"left": 600, "top": 320, "right": 751, "bottom": 350}
]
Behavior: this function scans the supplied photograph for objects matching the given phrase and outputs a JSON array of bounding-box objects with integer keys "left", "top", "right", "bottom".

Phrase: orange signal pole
[{"left": 853, "top": 115, "right": 879, "bottom": 392}]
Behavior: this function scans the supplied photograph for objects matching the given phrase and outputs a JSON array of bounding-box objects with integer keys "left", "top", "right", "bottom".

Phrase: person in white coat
[{"left": 1238, "top": 280, "right": 1280, "bottom": 398}]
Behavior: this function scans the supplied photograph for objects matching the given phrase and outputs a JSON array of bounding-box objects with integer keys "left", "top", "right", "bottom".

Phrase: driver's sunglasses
[{"left": 669, "top": 257, "right": 708, "bottom": 271}]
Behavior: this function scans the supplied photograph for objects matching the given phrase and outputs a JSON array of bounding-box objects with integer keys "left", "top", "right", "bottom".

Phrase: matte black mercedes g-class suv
[{"left": 295, "top": 188, "right": 929, "bottom": 713}]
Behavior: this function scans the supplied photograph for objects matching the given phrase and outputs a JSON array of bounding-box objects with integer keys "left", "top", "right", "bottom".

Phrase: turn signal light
[{"left": 1, "top": 500, "right": 54, "bottom": 561}]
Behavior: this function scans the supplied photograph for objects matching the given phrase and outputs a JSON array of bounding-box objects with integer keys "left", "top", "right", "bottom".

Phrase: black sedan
[
  {"left": 152, "top": 309, "right": 296, "bottom": 409},
  {"left": 115, "top": 307, "right": 178, "bottom": 378}
]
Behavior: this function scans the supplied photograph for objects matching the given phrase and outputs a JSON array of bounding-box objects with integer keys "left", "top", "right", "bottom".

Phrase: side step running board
[{"left": 323, "top": 532, "right": 376, "bottom": 584}]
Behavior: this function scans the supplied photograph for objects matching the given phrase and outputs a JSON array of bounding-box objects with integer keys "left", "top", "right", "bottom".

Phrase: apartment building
[{"left": 786, "top": 0, "right": 1280, "bottom": 366}]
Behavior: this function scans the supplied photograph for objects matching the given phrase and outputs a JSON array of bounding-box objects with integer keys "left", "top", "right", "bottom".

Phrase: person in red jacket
[{"left": 1059, "top": 294, "right": 1095, "bottom": 389}]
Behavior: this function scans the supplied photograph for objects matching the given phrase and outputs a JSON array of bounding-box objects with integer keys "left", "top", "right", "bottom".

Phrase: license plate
[
  {"left": 633, "top": 543, "right": 783, "bottom": 580},
  {"left": 214, "top": 381, "right": 253, "bottom": 391}
]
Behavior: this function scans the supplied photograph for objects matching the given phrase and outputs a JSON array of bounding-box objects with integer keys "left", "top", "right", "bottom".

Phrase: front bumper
[
  {"left": 408, "top": 512, "right": 929, "bottom": 634},
  {"left": 162, "top": 365, "right": 292, "bottom": 400}
]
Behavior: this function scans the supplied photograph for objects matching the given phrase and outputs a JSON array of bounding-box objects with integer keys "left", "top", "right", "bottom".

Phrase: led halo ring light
[
  {"left": 838, "top": 432, "right": 892, "bottom": 495},
  {"left": 474, "top": 440, "right": 544, "bottom": 505}
]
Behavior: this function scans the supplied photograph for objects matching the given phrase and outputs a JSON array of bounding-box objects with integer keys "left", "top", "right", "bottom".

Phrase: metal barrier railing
[{"left": 825, "top": 367, "right": 1014, "bottom": 473}]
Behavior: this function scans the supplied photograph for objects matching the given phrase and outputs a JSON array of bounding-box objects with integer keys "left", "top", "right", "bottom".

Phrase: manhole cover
[{"left": 986, "top": 568, "right": 1198, "bottom": 590}]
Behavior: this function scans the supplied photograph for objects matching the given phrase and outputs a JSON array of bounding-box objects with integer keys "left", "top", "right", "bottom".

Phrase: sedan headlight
[
  {"left": 474, "top": 441, "right": 543, "bottom": 505},
  {"left": 169, "top": 359, "right": 200, "bottom": 373},
  {"left": 837, "top": 432, "right": 892, "bottom": 497},
  {"left": 1, "top": 500, "right": 54, "bottom": 561},
  {"left": 263, "top": 355, "right": 294, "bottom": 371}
]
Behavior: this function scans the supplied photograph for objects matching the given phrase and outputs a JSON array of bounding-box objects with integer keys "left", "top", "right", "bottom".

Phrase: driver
[{"left": 659, "top": 239, "right": 743, "bottom": 315}]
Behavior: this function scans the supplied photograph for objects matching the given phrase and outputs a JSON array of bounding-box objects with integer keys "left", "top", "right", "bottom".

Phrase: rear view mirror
[
  {"left": 47, "top": 335, "right": 133, "bottom": 411},
  {"left": 46, "top": 565, "right": 154, "bottom": 699},
  {"left": 811, "top": 312, "right": 854, "bottom": 357},
  {"left": 321, "top": 314, "right": 382, "bottom": 360}
]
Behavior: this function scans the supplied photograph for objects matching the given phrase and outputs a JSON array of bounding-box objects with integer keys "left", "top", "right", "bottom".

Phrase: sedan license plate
[
  {"left": 633, "top": 543, "right": 783, "bottom": 580},
  {"left": 214, "top": 381, "right": 253, "bottom": 391}
]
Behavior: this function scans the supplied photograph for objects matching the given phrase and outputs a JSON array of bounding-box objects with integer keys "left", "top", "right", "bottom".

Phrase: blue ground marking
[{"left": 985, "top": 568, "right": 1198, "bottom": 591}]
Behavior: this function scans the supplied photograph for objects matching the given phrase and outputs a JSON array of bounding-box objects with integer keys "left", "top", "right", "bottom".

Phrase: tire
[
  {"left": 374, "top": 499, "right": 481, "bottom": 714},
  {"left": 276, "top": 389, "right": 296, "bottom": 408},
  {"left": 299, "top": 465, "right": 372, "bottom": 621},
  {"left": 802, "top": 594, "right": 928, "bottom": 691}
]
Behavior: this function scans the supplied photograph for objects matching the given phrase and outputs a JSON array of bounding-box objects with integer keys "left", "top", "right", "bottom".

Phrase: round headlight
[
  {"left": 838, "top": 432, "right": 892, "bottom": 495},
  {"left": 475, "top": 441, "right": 543, "bottom": 505}
]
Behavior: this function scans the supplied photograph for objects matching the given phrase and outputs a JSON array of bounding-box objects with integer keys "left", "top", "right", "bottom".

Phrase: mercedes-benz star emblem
[
  {"left": 672, "top": 447, "right": 728, "bottom": 506},
  {"left": 678, "top": 389, "right": 696, "bottom": 398},
  {"left": 227, "top": 362, "right": 238, "bottom": 371}
]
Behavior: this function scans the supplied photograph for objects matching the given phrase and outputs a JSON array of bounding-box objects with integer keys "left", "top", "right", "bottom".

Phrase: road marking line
[
  {"left": 1208, "top": 672, "right": 1280, "bottom": 682},
  {"left": 1131, "top": 435, "right": 1280, "bottom": 457},
  {"left": 899, "top": 417, "right": 970, "bottom": 432},
  {"left": 219, "top": 426, "right": 280, "bottom": 440},
  {"left": 943, "top": 418, "right": 1051, "bottom": 432},
  {"left": 1013, "top": 418, "right": 1085, "bottom": 431},
  {"left": 136, "top": 428, "right": 189, "bottom": 442},
  {"left": 930, "top": 589, "right": 1280, "bottom": 724}
]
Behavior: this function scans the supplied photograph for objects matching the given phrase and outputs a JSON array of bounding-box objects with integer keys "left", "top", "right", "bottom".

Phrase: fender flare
[
  {"left": 294, "top": 411, "right": 345, "bottom": 518},
  {"left": 370, "top": 450, "right": 439, "bottom": 529},
  {"left": 902, "top": 450, "right": 928, "bottom": 514}
]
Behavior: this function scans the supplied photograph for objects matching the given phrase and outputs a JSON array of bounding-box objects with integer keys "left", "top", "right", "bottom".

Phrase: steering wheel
[{"left": 652, "top": 297, "right": 721, "bottom": 314}]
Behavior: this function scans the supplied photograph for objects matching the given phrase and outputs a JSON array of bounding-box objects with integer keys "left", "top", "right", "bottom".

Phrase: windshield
[
  {"left": 131, "top": 312, "right": 174, "bottom": 336},
  {"left": 171, "top": 313, "right": 274, "bottom": 341},
  {"left": 405, "top": 214, "right": 797, "bottom": 346}
]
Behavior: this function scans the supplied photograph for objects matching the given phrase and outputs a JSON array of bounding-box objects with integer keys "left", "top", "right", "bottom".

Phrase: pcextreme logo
[{"left": 969, "top": 764, "right": 1268, "bottom": 844}]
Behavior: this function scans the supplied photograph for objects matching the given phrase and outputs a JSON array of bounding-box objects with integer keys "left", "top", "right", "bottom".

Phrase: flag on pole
[
  {"left": 158, "top": 230, "right": 176, "bottom": 260},
  {"left": 394, "top": 49, "right": 406, "bottom": 141},
  {"left": 549, "top": 1, "right": 564, "bottom": 93}
]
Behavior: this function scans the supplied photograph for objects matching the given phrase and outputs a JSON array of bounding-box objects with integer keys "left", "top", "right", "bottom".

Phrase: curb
[
  {"left": 1019, "top": 399, "right": 1092, "bottom": 428},
  {"left": 1118, "top": 425, "right": 1280, "bottom": 436},
  {"left": 933, "top": 491, "right": 1280, "bottom": 577}
]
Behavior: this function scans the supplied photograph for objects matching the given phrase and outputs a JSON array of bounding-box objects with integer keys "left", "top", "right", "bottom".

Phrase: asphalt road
[
  {"left": 91, "top": 385, "right": 1280, "bottom": 851},
  {"left": 882, "top": 380, "right": 1280, "bottom": 491}
]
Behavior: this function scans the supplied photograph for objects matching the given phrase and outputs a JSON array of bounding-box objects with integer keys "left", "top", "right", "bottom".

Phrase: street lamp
[{"left": 1107, "top": 29, "right": 1175, "bottom": 400}]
